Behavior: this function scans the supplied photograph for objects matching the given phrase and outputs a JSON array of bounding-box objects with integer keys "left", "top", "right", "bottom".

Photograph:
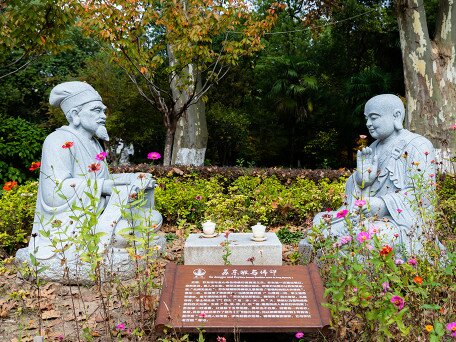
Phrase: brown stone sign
[{"left": 155, "top": 263, "right": 330, "bottom": 333}]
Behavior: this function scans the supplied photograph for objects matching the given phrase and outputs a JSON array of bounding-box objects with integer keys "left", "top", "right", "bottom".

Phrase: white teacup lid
[{"left": 252, "top": 222, "right": 265, "bottom": 229}]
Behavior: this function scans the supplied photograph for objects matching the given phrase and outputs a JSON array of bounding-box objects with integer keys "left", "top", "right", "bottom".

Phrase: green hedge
[
  {"left": 0, "top": 181, "right": 38, "bottom": 255},
  {"left": 155, "top": 175, "right": 345, "bottom": 231},
  {"left": 1, "top": 170, "right": 455, "bottom": 255}
]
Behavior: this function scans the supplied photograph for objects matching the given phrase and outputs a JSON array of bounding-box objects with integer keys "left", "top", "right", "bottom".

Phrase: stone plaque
[{"left": 155, "top": 263, "right": 330, "bottom": 333}]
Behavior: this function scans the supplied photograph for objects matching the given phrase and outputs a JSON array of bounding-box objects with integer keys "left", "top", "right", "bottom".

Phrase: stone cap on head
[{"left": 49, "top": 81, "right": 102, "bottom": 114}]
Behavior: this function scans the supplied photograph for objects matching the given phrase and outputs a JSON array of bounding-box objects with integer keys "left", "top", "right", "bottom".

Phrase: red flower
[
  {"left": 2, "top": 181, "right": 18, "bottom": 191},
  {"left": 413, "top": 276, "right": 423, "bottom": 285},
  {"left": 379, "top": 245, "right": 393, "bottom": 256},
  {"left": 29, "top": 161, "right": 41, "bottom": 171},
  {"left": 62, "top": 141, "right": 74, "bottom": 149},
  {"left": 88, "top": 163, "right": 101, "bottom": 172}
]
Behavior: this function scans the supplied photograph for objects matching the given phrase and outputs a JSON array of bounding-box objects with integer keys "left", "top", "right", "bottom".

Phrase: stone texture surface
[{"left": 184, "top": 232, "right": 282, "bottom": 265}]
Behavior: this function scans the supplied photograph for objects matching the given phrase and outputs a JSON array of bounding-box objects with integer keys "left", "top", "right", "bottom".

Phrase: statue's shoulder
[
  {"left": 43, "top": 127, "right": 75, "bottom": 147},
  {"left": 402, "top": 130, "right": 434, "bottom": 150}
]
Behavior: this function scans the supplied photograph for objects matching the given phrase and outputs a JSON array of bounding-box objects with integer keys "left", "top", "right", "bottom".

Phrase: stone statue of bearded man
[{"left": 16, "top": 81, "right": 164, "bottom": 283}]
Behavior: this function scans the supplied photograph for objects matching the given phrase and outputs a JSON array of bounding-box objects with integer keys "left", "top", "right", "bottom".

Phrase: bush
[
  {"left": 0, "top": 181, "right": 38, "bottom": 254},
  {"left": 1, "top": 170, "right": 454, "bottom": 259},
  {"left": 0, "top": 116, "right": 47, "bottom": 183}
]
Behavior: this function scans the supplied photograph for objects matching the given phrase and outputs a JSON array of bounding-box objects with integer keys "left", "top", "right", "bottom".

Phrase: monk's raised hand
[{"left": 355, "top": 147, "right": 378, "bottom": 188}]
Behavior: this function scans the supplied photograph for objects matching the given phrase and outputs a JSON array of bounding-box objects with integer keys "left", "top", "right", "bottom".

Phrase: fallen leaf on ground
[{"left": 42, "top": 309, "right": 61, "bottom": 320}]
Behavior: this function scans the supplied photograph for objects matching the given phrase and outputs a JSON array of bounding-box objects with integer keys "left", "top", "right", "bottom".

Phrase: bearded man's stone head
[{"left": 49, "top": 81, "right": 109, "bottom": 141}]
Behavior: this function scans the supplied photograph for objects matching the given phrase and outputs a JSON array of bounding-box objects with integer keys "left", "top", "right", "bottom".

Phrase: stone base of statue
[{"left": 15, "top": 235, "right": 166, "bottom": 285}]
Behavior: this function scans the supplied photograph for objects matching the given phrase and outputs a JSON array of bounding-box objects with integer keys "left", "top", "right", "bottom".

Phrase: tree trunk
[
  {"left": 163, "top": 126, "right": 175, "bottom": 166},
  {"left": 168, "top": 44, "right": 208, "bottom": 166},
  {"left": 396, "top": 0, "right": 456, "bottom": 172},
  {"left": 171, "top": 73, "right": 208, "bottom": 166}
]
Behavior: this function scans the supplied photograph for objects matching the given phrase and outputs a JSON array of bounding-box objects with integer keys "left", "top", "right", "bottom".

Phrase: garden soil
[{"left": 0, "top": 225, "right": 329, "bottom": 342}]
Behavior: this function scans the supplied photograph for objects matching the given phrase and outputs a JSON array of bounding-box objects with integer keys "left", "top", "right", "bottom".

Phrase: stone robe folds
[
  {"left": 28, "top": 126, "right": 161, "bottom": 261},
  {"left": 315, "top": 129, "right": 436, "bottom": 253}
]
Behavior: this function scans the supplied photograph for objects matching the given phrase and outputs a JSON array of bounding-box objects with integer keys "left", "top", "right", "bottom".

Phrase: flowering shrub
[
  {"left": 0, "top": 181, "right": 38, "bottom": 254},
  {"left": 0, "top": 116, "right": 47, "bottom": 183}
]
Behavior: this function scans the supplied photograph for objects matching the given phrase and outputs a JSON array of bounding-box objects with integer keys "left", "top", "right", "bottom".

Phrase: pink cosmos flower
[
  {"left": 340, "top": 235, "right": 352, "bottom": 245},
  {"left": 95, "top": 151, "right": 107, "bottom": 161},
  {"left": 357, "top": 231, "right": 371, "bottom": 243},
  {"left": 368, "top": 227, "right": 378, "bottom": 235},
  {"left": 382, "top": 282, "right": 390, "bottom": 292},
  {"left": 354, "top": 199, "right": 366, "bottom": 207},
  {"left": 116, "top": 323, "right": 126, "bottom": 331},
  {"left": 446, "top": 322, "right": 456, "bottom": 337},
  {"left": 353, "top": 287, "right": 358, "bottom": 292},
  {"left": 336, "top": 209, "right": 348, "bottom": 218},
  {"left": 147, "top": 151, "right": 161, "bottom": 160},
  {"left": 407, "top": 258, "right": 417, "bottom": 266},
  {"left": 390, "top": 295, "right": 405, "bottom": 310},
  {"left": 295, "top": 332, "right": 304, "bottom": 339}
]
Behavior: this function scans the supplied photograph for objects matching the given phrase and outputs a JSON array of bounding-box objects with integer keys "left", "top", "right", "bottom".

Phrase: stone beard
[{"left": 96, "top": 124, "right": 109, "bottom": 141}]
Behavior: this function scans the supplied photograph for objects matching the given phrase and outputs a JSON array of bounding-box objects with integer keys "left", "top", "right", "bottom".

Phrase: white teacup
[
  {"left": 202, "top": 220, "right": 216, "bottom": 235},
  {"left": 251, "top": 222, "right": 266, "bottom": 239}
]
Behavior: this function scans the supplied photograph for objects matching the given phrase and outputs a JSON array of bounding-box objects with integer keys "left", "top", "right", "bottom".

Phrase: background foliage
[{"left": 0, "top": 0, "right": 420, "bottom": 181}]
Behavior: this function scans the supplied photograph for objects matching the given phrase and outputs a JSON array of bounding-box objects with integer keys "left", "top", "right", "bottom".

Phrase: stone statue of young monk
[
  {"left": 16, "top": 81, "right": 164, "bottom": 283},
  {"left": 313, "top": 94, "right": 438, "bottom": 255}
]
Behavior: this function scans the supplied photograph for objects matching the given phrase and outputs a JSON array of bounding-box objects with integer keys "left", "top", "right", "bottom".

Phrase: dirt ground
[{"left": 0, "top": 225, "right": 326, "bottom": 342}]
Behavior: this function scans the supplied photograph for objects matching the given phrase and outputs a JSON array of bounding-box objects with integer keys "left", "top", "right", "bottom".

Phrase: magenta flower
[
  {"left": 396, "top": 208, "right": 403, "bottom": 213},
  {"left": 217, "top": 337, "right": 227, "bottom": 342},
  {"left": 147, "top": 151, "right": 161, "bottom": 160},
  {"left": 199, "top": 312, "right": 206, "bottom": 318},
  {"left": 407, "top": 258, "right": 417, "bottom": 266},
  {"left": 336, "top": 209, "right": 348, "bottom": 218},
  {"left": 116, "top": 323, "right": 126, "bottom": 331},
  {"left": 295, "top": 332, "right": 304, "bottom": 339},
  {"left": 451, "top": 124, "right": 456, "bottom": 130},
  {"left": 95, "top": 151, "right": 107, "bottom": 161},
  {"left": 390, "top": 295, "right": 405, "bottom": 310},
  {"left": 195, "top": 195, "right": 203, "bottom": 201},
  {"left": 357, "top": 231, "right": 371, "bottom": 243},
  {"left": 354, "top": 199, "right": 366, "bottom": 207},
  {"left": 446, "top": 322, "right": 456, "bottom": 337},
  {"left": 353, "top": 287, "right": 358, "bottom": 292}
]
